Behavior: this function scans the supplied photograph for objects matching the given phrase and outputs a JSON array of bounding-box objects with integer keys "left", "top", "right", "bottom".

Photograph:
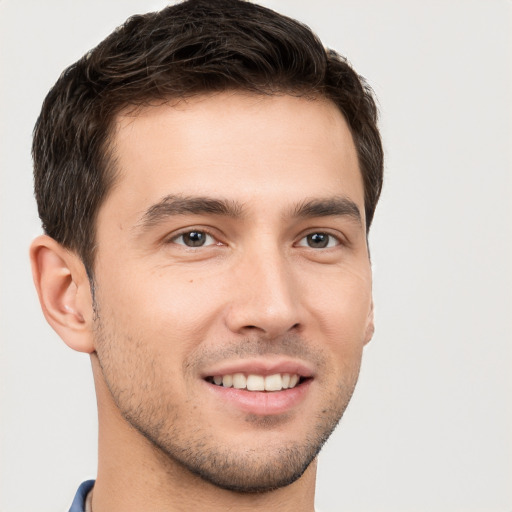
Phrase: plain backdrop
[{"left": 1, "top": 1, "right": 511, "bottom": 511}]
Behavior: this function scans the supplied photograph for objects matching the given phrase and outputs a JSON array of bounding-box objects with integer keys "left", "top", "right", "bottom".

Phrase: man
[{"left": 30, "top": 0, "right": 383, "bottom": 510}]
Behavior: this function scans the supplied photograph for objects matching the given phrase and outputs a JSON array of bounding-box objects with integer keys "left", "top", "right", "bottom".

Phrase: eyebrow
[
  {"left": 134, "top": 193, "right": 362, "bottom": 234},
  {"left": 136, "top": 194, "right": 245, "bottom": 230},
  {"left": 291, "top": 196, "right": 362, "bottom": 225}
]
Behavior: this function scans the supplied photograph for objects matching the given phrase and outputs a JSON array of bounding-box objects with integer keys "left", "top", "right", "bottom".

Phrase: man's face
[{"left": 91, "top": 92, "right": 373, "bottom": 491}]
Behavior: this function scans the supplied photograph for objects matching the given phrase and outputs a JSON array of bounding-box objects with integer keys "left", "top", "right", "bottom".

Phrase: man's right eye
[{"left": 172, "top": 230, "right": 216, "bottom": 247}]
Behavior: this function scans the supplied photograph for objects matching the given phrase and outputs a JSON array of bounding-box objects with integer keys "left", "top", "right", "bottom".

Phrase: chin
[
  {"left": 138, "top": 408, "right": 340, "bottom": 494},
  {"left": 169, "top": 441, "right": 322, "bottom": 493}
]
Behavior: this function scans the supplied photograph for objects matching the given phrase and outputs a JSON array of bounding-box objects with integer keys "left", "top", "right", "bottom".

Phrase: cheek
[
  {"left": 95, "top": 267, "right": 227, "bottom": 355},
  {"left": 305, "top": 266, "right": 372, "bottom": 332},
  {"left": 301, "top": 266, "right": 372, "bottom": 373}
]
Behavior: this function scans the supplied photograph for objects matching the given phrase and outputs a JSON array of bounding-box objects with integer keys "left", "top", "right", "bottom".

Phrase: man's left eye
[
  {"left": 297, "top": 232, "right": 340, "bottom": 249},
  {"left": 172, "top": 231, "right": 216, "bottom": 247}
]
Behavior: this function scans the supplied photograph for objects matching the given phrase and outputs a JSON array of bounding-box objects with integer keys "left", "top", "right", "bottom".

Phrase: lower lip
[{"left": 204, "top": 379, "right": 312, "bottom": 416}]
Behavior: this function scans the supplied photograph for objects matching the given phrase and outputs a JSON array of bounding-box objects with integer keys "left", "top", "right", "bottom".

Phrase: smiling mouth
[{"left": 205, "top": 373, "right": 309, "bottom": 392}]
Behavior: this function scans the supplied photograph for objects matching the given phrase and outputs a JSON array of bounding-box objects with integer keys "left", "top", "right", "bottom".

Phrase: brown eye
[
  {"left": 298, "top": 232, "right": 339, "bottom": 249},
  {"left": 174, "top": 231, "right": 215, "bottom": 247},
  {"left": 307, "top": 233, "right": 328, "bottom": 248}
]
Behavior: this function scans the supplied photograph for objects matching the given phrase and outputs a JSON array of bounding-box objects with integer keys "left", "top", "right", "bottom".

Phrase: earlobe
[
  {"left": 29, "top": 235, "right": 95, "bottom": 353},
  {"left": 364, "top": 300, "right": 375, "bottom": 345}
]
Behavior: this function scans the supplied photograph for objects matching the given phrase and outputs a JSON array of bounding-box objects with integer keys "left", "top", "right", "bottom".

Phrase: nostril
[{"left": 243, "top": 323, "right": 300, "bottom": 333}]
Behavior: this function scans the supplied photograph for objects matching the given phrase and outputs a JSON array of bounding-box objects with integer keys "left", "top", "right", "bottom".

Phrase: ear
[
  {"left": 363, "top": 299, "right": 375, "bottom": 345},
  {"left": 30, "top": 235, "right": 95, "bottom": 353}
]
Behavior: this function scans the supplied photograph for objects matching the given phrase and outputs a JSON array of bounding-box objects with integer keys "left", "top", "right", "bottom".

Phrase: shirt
[
  {"left": 68, "top": 479, "right": 325, "bottom": 511},
  {"left": 68, "top": 480, "right": 94, "bottom": 512}
]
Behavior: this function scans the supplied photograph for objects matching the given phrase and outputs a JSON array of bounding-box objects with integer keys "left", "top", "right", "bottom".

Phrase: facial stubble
[{"left": 93, "top": 305, "right": 361, "bottom": 493}]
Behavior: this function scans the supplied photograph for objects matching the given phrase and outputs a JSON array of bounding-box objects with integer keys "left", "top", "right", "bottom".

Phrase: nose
[{"left": 224, "top": 247, "right": 302, "bottom": 339}]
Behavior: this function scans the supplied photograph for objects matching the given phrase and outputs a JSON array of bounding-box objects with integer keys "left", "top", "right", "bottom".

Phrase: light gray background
[{"left": 1, "top": 1, "right": 511, "bottom": 511}]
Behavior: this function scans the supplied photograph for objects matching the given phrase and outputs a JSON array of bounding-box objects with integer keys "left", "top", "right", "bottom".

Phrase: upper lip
[{"left": 200, "top": 357, "right": 315, "bottom": 379}]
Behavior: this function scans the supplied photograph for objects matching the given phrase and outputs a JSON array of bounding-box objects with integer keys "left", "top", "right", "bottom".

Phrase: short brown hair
[{"left": 33, "top": 0, "right": 383, "bottom": 272}]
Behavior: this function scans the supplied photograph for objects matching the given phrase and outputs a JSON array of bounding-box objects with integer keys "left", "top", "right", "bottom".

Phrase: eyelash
[
  {"left": 169, "top": 228, "right": 221, "bottom": 248},
  {"left": 167, "top": 228, "right": 343, "bottom": 250},
  {"left": 296, "top": 231, "right": 342, "bottom": 249}
]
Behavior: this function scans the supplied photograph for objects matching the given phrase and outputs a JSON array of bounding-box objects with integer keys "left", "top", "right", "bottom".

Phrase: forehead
[{"left": 102, "top": 92, "right": 364, "bottom": 226}]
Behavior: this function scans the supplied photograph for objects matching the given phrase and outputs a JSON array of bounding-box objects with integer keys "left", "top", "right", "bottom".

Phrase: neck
[{"left": 91, "top": 360, "right": 317, "bottom": 512}]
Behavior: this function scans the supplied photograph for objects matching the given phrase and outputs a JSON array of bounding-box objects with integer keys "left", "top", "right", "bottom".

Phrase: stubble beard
[
  {"left": 93, "top": 310, "right": 361, "bottom": 494},
  {"left": 124, "top": 387, "right": 354, "bottom": 493}
]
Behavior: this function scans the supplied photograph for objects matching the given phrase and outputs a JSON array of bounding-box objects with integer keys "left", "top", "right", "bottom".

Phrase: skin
[{"left": 31, "top": 92, "right": 374, "bottom": 512}]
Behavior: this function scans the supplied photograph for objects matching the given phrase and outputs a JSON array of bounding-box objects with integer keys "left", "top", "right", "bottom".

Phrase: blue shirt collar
[{"left": 68, "top": 480, "right": 95, "bottom": 512}]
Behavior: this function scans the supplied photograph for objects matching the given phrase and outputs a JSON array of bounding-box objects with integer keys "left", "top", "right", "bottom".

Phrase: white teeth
[
  {"left": 210, "top": 372, "right": 302, "bottom": 391},
  {"left": 264, "top": 374, "right": 283, "bottom": 391},
  {"left": 247, "top": 375, "right": 265, "bottom": 391},
  {"left": 232, "top": 373, "right": 246, "bottom": 389}
]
